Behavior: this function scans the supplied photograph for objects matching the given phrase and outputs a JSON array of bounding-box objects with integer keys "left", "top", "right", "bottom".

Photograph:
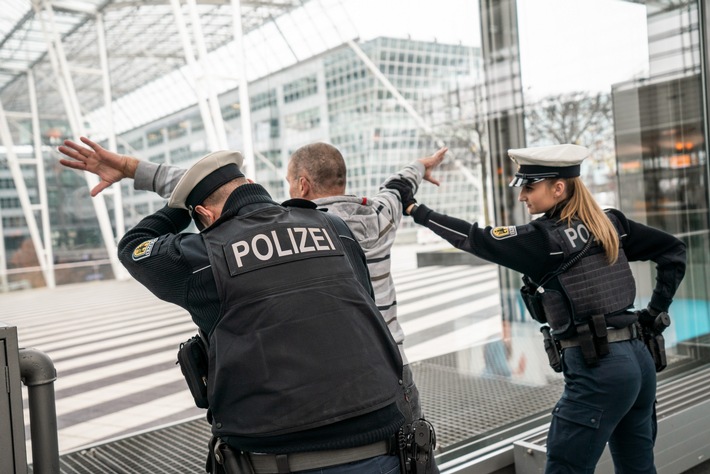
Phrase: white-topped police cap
[
  {"left": 168, "top": 150, "right": 245, "bottom": 210},
  {"left": 508, "top": 144, "right": 590, "bottom": 187}
]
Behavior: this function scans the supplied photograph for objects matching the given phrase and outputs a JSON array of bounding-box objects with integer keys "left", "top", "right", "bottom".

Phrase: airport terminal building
[{"left": 1, "top": 0, "right": 710, "bottom": 472}]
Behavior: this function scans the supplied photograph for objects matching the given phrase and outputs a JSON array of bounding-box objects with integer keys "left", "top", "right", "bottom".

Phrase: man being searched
[
  {"left": 58, "top": 138, "right": 447, "bottom": 433},
  {"left": 59, "top": 137, "right": 406, "bottom": 474}
]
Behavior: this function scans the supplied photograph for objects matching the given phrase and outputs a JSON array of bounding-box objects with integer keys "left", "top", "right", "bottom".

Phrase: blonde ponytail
[{"left": 559, "top": 178, "right": 619, "bottom": 264}]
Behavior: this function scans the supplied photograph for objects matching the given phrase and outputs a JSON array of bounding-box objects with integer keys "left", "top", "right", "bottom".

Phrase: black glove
[
  {"left": 637, "top": 306, "right": 671, "bottom": 334},
  {"left": 385, "top": 178, "right": 417, "bottom": 215},
  {"left": 636, "top": 307, "right": 658, "bottom": 330}
]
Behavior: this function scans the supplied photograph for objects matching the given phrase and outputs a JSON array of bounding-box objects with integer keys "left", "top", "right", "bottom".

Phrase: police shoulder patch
[
  {"left": 132, "top": 238, "right": 158, "bottom": 261},
  {"left": 491, "top": 226, "right": 517, "bottom": 240}
]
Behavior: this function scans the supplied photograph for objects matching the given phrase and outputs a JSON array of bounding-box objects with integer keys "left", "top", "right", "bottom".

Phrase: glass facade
[
  {"left": 114, "top": 37, "right": 485, "bottom": 233},
  {"left": 461, "top": 0, "right": 710, "bottom": 465}
]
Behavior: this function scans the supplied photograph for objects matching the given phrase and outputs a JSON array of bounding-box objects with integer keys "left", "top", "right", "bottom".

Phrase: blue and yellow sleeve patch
[
  {"left": 491, "top": 226, "right": 517, "bottom": 240},
  {"left": 132, "top": 238, "right": 158, "bottom": 261}
]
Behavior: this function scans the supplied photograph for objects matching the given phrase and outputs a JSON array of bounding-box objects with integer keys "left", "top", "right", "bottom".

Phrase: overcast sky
[
  {"left": 343, "top": 0, "right": 648, "bottom": 98},
  {"left": 517, "top": 0, "right": 648, "bottom": 98}
]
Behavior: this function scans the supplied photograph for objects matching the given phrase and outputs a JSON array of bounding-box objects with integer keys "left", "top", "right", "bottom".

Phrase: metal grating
[
  {"left": 414, "top": 352, "right": 563, "bottom": 449},
  {"left": 33, "top": 352, "right": 709, "bottom": 472},
  {"left": 33, "top": 417, "right": 212, "bottom": 473},
  {"left": 35, "top": 352, "right": 567, "bottom": 473}
]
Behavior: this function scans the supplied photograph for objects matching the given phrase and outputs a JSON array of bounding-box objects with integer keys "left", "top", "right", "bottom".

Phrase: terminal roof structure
[{"left": 0, "top": 0, "right": 307, "bottom": 129}]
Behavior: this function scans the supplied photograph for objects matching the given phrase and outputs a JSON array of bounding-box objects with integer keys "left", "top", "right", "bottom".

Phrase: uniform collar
[
  {"left": 222, "top": 183, "right": 279, "bottom": 216},
  {"left": 542, "top": 199, "right": 571, "bottom": 219}
]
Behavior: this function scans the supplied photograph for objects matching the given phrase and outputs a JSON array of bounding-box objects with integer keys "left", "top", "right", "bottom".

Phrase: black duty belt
[
  {"left": 247, "top": 440, "right": 389, "bottom": 473},
  {"left": 558, "top": 324, "right": 639, "bottom": 350}
]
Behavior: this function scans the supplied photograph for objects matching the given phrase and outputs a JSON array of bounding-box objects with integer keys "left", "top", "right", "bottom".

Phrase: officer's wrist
[{"left": 406, "top": 203, "right": 418, "bottom": 215}]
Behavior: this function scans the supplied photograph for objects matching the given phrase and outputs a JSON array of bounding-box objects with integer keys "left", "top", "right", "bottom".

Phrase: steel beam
[
  {"left": 231, "top": 0, "right": 256, "bottom": 178},
  {"left": 34, "top": 0, "right": 126, "bottom": 281},
  {"left": 170, "top": 0, "right": 221, "bottom": 151},
  {"left": 27, "top": 70, "right": 55, "bottom": 288}
]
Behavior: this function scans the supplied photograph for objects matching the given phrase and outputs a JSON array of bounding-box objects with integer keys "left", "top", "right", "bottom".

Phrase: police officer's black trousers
[{"left": 545, "top": 338, "right": 657, "bottom": 473}]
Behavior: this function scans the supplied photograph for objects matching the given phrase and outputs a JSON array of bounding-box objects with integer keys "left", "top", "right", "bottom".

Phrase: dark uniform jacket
[
  {"left": 411, "top": 205, "right": 686, "bottom": 325},
  {"left": 118, "top": 183, "right": 404, "bottom": 453}
]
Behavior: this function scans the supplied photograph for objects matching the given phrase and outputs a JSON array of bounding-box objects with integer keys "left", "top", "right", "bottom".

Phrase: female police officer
[{"left": 391, "top": 144, "right": 686, "bottom": 473}]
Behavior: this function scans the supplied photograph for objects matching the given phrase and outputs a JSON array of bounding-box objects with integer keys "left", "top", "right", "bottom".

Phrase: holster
[
  {"left": 397, "top": 419, "right": 438, "bottom": 474},
  {"left": 540, "top": 326, "right": 562, "bottom": 373},
  {"left": 640, "top": 312, "right": 671, "bottom": 372},
  {"left": 520, "top": 277, "right": 547, "bottom": 324},
  {"left": 575, "top": 315, "right": 611, "bottom": 367},
  {"left": 176, "top": 334, "right": 209, "bottom": 409},
  {"left": 206, "top": 437, "right": 255, "bottom": 474}
]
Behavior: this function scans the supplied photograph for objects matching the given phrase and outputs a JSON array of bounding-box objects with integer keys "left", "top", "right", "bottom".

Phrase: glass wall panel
[{"left": 482, "top": 0, "right": 710, "bottom": 445}]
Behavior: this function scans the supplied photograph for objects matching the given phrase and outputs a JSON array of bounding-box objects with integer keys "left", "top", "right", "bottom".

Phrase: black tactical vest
[
  {"left": 201, "top": 204, "right": 402, "bottom": 438},
  {"left": 528, "top": 215, "right": 636, "bottom": 337}
]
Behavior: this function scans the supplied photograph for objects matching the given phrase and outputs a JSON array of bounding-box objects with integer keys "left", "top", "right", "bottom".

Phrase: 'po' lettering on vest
[
  {"left": 230, "top": 226, "right": 338, "bottom": 270},
  {"left": 563, "top": 223, "right": 591, "bottom": 250}
]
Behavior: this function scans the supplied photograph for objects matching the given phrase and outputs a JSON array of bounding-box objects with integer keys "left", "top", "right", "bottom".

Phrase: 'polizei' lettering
[{"left": 231, "top": 226, "right": 336, "bottom": 268}]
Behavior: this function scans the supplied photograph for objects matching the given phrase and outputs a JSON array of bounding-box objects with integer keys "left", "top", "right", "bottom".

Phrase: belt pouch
[
  {"left": 520, "top": 284, "right": 547, "bottom": 323},
  {"left": 575, "top": 323, "right": 598, "bottom": 366},
  {"left": 590, "top": 315, "right": 609, "bottom": 357},
  {"left": 540, "top": 326, "right": 562, "bottom": 373},
  {"left": 177, "top": 334, "right": 210, "bottom": 409}
]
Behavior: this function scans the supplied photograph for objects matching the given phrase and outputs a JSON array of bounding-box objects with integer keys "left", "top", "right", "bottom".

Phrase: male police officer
[
  {"left": 59, "top": 138, "right": 405, "bottom": 474},
  {"left": 59, "top": 138, "right": 446, "bottom": 433}
]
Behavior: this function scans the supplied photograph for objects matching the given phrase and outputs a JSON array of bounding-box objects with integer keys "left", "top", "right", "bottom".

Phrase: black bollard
[{"left": 19, "top": 348, "right": 59, "bottom": 474}]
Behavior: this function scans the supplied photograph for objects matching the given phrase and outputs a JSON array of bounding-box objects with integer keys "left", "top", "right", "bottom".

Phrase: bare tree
[
  {"left": 525, "top": 91, "right": 617, "bottom": 205},
  {"left": 524, "top": 90, "right": 614, "bottom": 154}
]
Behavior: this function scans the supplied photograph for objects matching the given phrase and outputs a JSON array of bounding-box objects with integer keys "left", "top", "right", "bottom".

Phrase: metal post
[
  {"left": 19, "top": 348, "right": 59, "bottom": 474},
  {"left": 0, "top": 206, "right": 8, "bottom": 292},
  {"left": 0, "top": 98, "right": 51, "bottom": 287},
  {"left": 231, "top": 0, "right": 255, "bottom": 178},
  {"left": 186, "top": 0, "right": 229, "bottom": 150},
  {"left": 170, "top": 0, "right": 220, "bottom": 151},
  {"left": 96, "top": 13, "right": 125, "bottom": 239},
  {"left": 27, "top": 70, "right": 56, "bottom": 288},
  {"left": 34, "top": 0, "right": 125, "bottom": 281}
]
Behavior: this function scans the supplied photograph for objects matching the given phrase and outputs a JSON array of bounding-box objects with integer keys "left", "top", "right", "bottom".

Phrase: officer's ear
[
  {"left": 551, "top": 180, "right": 565, "bottom": 198},
  {"left": 193, "top": 205, "right": 215, "bottom": 228}
]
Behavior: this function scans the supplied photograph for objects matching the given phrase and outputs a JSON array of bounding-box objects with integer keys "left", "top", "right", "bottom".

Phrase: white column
[
  {"left": 170, "top": 0, "right": 220, "bottom": 151},
  {"left": 231, "top": 0, "right": 255, "bottom": 178},
  {"left": 27, "top": 70, "right": 55, "bottom": 287},
  {"left": 96, "top": 13, "right": 125, "bottom": 239},
  {"left": 0, "top": 203, "right": 8, "bottom": 292},
  {"left": 34, "top": 0, "right": 126, "bottom": 280},
  {"left": 0, "top": 98, "right": 51, "bottom": 287},
  {"left": 186, "top": 0, "right": 229, "bottom": 150}
]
